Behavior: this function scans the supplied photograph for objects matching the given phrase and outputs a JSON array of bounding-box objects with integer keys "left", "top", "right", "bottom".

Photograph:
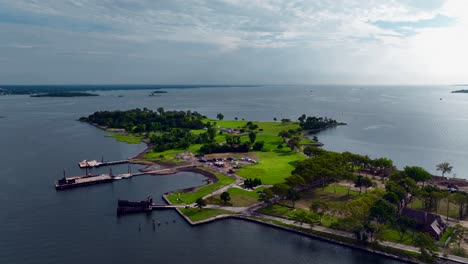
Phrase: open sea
[{"left": 1, "top": 84, "right": 465, "bottom": 264}]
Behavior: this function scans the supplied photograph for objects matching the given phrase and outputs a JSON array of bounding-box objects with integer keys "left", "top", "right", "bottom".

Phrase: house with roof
[{"left": 401, "top": 208, "right": 447, "bottom": 240}]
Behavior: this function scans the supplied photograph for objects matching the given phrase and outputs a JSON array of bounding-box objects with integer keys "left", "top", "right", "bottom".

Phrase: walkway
[{"left": 248, "top": 211, "right": 468, "bottom": 264}]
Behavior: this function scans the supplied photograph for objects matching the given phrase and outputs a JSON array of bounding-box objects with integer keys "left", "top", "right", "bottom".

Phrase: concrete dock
[
  {"left": 78, "top": 159, "right": 129, "bottom": 168},
  {"left": 55, "top": 165, "right": 194, "bottom": 190}
]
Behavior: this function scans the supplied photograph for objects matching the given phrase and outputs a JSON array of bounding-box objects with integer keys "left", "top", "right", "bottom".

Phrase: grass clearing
[
  {"left": 179, "top": 208, "right": 233, "bottom": 222},
  {"left": 167, "top": 170, "right": 235, "bottom": 204},
  {"left": 237, "top": 150, "right": 305, "bottom": 185},
  {"left": 105, "top": 134, "right": 142, "bottom": 144},
  {"left": 295, "top": 184, "right": 360, "bottom": 210},
  {"left": 378, "top": 226, "right": 419, "bottom": 247},
  {"left": 409, "top": 197, "right": 459, "bottom": 219}
]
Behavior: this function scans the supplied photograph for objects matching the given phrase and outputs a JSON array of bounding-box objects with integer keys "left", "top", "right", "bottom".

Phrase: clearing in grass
[
  {"left": 167, "top": 170, "right": 235, "bottom": 204},
  {"left": 179, "top": 208, "right": 233, "bottom": 222}
]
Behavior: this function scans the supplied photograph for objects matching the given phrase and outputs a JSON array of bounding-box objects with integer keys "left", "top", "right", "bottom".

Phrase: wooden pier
[{"left": 55, "top": 164, "right": 194, "bottom": 190}]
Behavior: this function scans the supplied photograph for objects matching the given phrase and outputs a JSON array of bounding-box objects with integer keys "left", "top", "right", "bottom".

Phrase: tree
[
  {"left": 414, "top": 232, "right": 436, "bottom": 250},
  {"left": 370, "top": 199, "right": 397, "bottom": 224},
  {"left": 207, "top": 126, "right": 217, "bottom": 142},
  {"left": 303, "top": 146, "right": 325, "bottom": 157},
  {"left": 291, "top": 211, "right": 314, "bottom": 226},
  {"left": 277, "top": 143, "right": 283, "bottom": 149},
  {"left": 252, "top": 141, "right": 264, "bottom": 151},
  {"left": 310, "top": 200, "right": 329, "bottom": 225},
  {"left": 287, "top": 188, "right": 301, "bottom": 208},
  {"left": 248, "top": 131, "right": 257, "bottom": 143},
  {"left": 273, "top": 117, "right": 277, "bottom": 121},
  {"left": 195, "top": 198, "right": 206, "bottom": 211},
  {"left": 436, "top": 162, "right": 453, "bottom": 177},
  {"left": 258, "top": 188, "right": 274, "bottom": 203},
  {"left": 287, "top": 137, "right": 301, "bottom": 151},
  {"left": 216, "top": 113, "right": 224, "bottom": 120},
  {"left": 285, "top": 174, "right": 306, "bottom": 188},
  {"left": 354, "top": 175, "right": 373, "bottom": 195},
  {"left": 404, "top": 166, "right": 432, "bottom": 186},
  {"left": 220, "top": 192, "right": 231, "bottom": 205},
  {"left": 271, "top": 184, "right": 290, "bottom": 198},
  {"left": 452, "top": 192, "right": 468, "bottom": 220},
  {"left": 395, "top": 217, "right": 415, "bottom": 242}
]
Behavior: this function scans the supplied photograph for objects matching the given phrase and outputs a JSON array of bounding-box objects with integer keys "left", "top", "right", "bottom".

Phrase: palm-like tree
[{"left": 436, "top": 162, "right": 453, "bottom": 177}]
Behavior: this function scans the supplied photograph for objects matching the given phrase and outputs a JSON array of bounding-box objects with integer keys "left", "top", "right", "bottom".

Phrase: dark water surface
[{"left": 1, "top": 85, "right": 459, "bottom": 263}]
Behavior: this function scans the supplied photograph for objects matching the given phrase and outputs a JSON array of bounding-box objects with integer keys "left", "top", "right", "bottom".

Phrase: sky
[{"left": 0, "top": 0, "right": 467, "bottom": 85}]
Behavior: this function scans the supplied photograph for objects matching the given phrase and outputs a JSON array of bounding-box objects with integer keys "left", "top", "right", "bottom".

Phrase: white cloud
[{"left": 0, "top": 0, "right": 466, "bottom": 84}]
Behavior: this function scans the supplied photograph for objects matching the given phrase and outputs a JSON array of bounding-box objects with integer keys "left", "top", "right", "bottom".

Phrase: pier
[
  {"left": 116, "top": 196, "right": 186, "bottom": 215},
  {"left": 78, "top": 159, "right": 129, "bottom": 168},
  {"left": 55, "top": 164, "right": 194, "bottom": 190}
]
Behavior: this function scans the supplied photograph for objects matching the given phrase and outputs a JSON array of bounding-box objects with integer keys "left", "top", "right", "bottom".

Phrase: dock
[
  {"left": 78, "top": 159, "right": 129, "bottom": 168},
  {"left": 116, "top": 196, "right": 186, "bottom": 215},
  {"left": 55, "top": 164, "right": 194, "bottom": 190}
]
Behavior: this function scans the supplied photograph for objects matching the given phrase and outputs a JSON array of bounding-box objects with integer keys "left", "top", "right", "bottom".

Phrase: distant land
[
  {"left": 451, "top": 89, "right": 468, "bottom": 93},
  {"left": 0, "top": 84, "right": 261, "bottom": 95},
  {"left": 30, "top": 92, "right": 99, "bottom": 97}
]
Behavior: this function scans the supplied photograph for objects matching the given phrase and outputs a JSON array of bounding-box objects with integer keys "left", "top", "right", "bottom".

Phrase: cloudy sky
[{"left": 0, "top": 0, "right": 467, "bottom": 85}]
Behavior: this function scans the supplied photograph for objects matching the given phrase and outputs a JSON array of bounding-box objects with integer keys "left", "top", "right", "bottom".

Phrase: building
[{"left": 401, "top": 208, "right": 447, "bottom": 240}]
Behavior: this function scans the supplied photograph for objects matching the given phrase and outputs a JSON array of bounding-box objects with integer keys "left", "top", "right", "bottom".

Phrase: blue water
[{"left": 1, "top": 84, "right": 465, "bottom": 263}]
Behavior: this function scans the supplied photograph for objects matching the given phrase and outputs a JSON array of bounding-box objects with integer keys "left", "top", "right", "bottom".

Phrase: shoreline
[{"left": 89, "top": 122, "right": 466, "bottom": 263}]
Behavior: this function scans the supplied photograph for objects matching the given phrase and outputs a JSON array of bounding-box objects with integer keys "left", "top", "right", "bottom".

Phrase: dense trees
[
  {"left": 81, "top": 108, "right": 206, "bottom": 132},
  {"left": 81, "top": 108, "right": 215, "bottom": 152},
  {"left": 298, "top": 114, "right": 342, "bottom": 130},
  {"left": 244, "top": 178, "right": 262, "bottom": 189}
]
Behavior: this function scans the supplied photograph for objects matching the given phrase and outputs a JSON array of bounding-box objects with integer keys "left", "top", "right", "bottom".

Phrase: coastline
[{"left": 86, "top": 120, "right": 467, "bottom": 263}]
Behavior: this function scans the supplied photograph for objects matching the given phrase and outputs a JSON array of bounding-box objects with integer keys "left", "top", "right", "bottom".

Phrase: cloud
[{"left": 0, "top": 0, "right": 466, "bottom": 84}]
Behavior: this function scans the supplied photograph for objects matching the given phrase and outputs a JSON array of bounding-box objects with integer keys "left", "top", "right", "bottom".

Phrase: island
[
  {"left": 31, "top": 92, "right": 99, "bottom": 97},
  {"left": 69, "top": 108, "right": 468, "bottom": 264},
  {"left": 452, "top": 90, "right": 468, "bottom": 93}
]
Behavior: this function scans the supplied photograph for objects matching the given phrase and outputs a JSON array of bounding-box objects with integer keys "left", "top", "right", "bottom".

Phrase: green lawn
[
  {"left": 167, "top": 170, "right": 235, "bottom": 204},
  {"left": 409, "top": 197, "right": 459, "bottom": 219},
  {"left": 207, "top": 187, "right": 264, "bottom": 207},
  {"left": 237, "top": 150, "right": 305, "bottom": 184},
  {"left": 258, "top": 203, "right": 337, "bottom": 226},
  {"left": 105, "top": 134, "right": 142, "bottom": 144},
  {"left": 378, "top": 226, "right": 421, "bottom": 247},
  {"left": 227, "top": 188, "right": 261, "bottom": 206},
  {"left": 179, "top": 208, "right": 233, "bottom": 222}
]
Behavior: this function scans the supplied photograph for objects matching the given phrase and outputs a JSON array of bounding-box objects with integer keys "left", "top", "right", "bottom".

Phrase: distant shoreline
[{"left": 30, "top": 92, "right": 99, "bottom": 97}]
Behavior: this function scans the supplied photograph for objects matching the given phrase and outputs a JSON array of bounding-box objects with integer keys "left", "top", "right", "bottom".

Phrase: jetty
[
  {"left": 116, "top": 196, "right": 186, "bottom": 215},
  {"left": 78, "top": 159, "right": 128, "bottom": 168},
  {"left": 55, "top": 164, "right": 194, "bottom": 190}
]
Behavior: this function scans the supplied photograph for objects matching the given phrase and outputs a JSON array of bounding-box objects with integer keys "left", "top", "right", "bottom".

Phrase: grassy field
[
  {"left": 295, "top": 184, "right": 360, "bottom": 210},
  {"left": 237, "top": 150, "right": 305, "bottom": 184},
  {"left": 207, "top": 187, "right": 264, "bottom": 207},
  {"left": 105, "top": 134, "right": 142, "bottom": 144},
  {"left": 179, "top": 208, "right": 233, "bottom": 222},
  {"left": 408, "top": 197, "right": 459, "bottom": 219},
  {"left": 167, "top": 170, "right": 235, "bottom": 204},
  {"left": 378, "top": 225, "right": 421, "bottom": 247},
  {"left": 258, "top": 203, "right": 336, "bottom": 226}
]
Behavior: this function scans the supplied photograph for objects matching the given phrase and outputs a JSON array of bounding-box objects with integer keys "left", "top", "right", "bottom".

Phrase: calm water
[{"left": 2, "top": 84, "right": 462, "bottom": 263}]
